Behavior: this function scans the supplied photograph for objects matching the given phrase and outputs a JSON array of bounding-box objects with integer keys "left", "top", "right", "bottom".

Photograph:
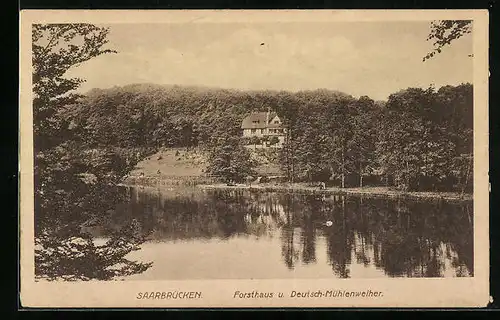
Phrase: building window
[
  {"left": 274, "top": 120, "right": 279, "bottom": 124},
  {"left": 251, "top": 129, "right": 256, "bottom": 134},
  {"left": 260, "top": 129, "right": 264, "bottom": 134}
]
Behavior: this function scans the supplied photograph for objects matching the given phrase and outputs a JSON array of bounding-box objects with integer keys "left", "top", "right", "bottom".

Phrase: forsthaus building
[{"left": 241, "top": 111, "right": 286, "bottom": 148}]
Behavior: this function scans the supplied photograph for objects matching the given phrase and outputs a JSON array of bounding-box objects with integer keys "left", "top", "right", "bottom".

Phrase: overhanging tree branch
[{"left": 423, "top": 20, "right": 472, "bottom": 62}]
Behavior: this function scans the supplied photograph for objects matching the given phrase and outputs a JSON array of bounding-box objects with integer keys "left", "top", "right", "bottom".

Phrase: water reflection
[{"left": 88, "top": 186, "right": 473, "bottom": 279}]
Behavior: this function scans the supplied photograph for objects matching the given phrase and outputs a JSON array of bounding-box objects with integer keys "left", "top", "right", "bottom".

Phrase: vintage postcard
[{"left": 19, "top": 10, "right": 489, "bottom": 308}]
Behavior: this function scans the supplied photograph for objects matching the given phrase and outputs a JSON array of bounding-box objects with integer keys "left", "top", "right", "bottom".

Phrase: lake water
[{"left": 89, "top": 186, "right": 473, "bottom": 280}]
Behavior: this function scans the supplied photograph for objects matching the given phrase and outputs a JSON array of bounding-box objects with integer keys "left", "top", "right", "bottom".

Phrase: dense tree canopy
[
  {"left": 378, "top": 84, "right": 472, "bottom": 191},
  {"left": 205, "top": 135, "right": 257, "bottom": 183},
  {"left": 69, "top": 82, "right": 473, "bottom": 192}
]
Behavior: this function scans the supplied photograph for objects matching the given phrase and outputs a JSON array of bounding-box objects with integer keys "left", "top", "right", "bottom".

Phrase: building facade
[{"left": 241, "top": 111, "right": 286, "bottom": 148}]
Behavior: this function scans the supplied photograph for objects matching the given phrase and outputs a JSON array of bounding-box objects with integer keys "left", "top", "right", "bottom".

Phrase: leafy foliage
[
  {"left": 377, "top": 84, "right": 473, "bottom": 191},
  {"left": 423, "top": 20, "right": 472, "bottom": 61},
  {"left": 268, "top": 136, "right": 280, "bottom": 146},
  {"left": 70, "top": 82, "right": 473, "bottom": 192},
  {"left": 205, "top": 135, "right": 257, "bottom": 183},
  {"left": 33, "top": 24, "right": 153, "bottom": 281},
  {"left": 35, "top": 220, "right": 152, "bottom": 281},
  {"left": 32, "top": 24, "right": 116, "bottom": 150}
]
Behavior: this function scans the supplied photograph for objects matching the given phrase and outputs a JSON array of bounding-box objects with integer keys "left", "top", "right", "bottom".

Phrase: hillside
[
  {"left": 128, "top": 148, "right": 208, "bottom": 178},
  {"left": 123, "top": 147, "right": 283, "bottom": 185}
]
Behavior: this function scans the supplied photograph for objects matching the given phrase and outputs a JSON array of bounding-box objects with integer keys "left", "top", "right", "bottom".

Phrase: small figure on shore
[
  {"left": 245, "top": 175, "right": 254, "bottom": 186},
  {"left": 157, "top": 169, "right": 161, "bottom": 175},
  {"left": 319, "top": 182, "right": 326, "bottom": 190}
]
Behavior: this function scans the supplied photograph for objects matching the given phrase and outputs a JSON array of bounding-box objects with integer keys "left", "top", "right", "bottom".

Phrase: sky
[{"left": 66, "top": 21, "right": 473, "bottom": 101}]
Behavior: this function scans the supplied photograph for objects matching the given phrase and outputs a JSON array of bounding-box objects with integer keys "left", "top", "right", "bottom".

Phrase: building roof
[{"left": 241, "top": 112, "right": 280, "bottom": 129}]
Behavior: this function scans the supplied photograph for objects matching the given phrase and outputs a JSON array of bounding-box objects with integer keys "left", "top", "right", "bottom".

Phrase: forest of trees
[{"left": 68, "top": 82, "right": 473, "bottom": 192}]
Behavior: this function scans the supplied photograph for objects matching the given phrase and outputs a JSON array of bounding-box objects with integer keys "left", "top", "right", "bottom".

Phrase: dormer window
[{"left": 274, "top": 120, "right": 279, "bottom": 124}]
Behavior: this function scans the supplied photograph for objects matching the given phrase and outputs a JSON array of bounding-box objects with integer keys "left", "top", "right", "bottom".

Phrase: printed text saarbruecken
[{"left": 136, "top": 291, "right": 202, "bottom": 300}]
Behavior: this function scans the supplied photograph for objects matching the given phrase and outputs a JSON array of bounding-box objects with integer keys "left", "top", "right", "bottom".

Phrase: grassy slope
[
  {"left": 128, "top": 147, "right": 283, "bottom": 178},
  {"left": 128, "top": 148, "right": 207, "bottom": 177}
]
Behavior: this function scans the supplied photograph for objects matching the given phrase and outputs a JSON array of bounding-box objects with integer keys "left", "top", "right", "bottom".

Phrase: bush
[{"left": 206, "top": 136, "right": 257, "bottom": 183}]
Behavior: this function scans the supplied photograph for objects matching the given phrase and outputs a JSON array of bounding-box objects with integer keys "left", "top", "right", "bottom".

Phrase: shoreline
[
  {"left": 196, "top": 183, "right": 473, "bottom": 202},
  {"left": 118, "top": 147, "right": 472, "bottom": 202},
  {"left": 118, "top": 173, "right": 472, "bottom": 202}
]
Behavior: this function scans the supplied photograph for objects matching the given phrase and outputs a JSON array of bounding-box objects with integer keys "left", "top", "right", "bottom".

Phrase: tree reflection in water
[{"left": 93, "top": 187, "right": 473, "bottom": 278}]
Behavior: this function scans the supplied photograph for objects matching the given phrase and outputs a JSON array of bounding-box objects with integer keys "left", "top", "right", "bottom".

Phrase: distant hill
[{"left": 84, "top": 83, "right": 358, "bottom": 102}]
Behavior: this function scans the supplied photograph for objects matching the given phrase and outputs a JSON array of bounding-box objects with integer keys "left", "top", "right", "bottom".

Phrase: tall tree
[
  {"left": 323, "top": 97, "right": 356, "bottom": 188},
  {"left": 33, "top": 24, "right": 116, "bottom": 150},
  {"left": 33, "top": 24, "right": 152, "bottom": 281},
  {"left": 274, "top": 92, "right": 301, "bottom": 182},
  {"left": 205, "top": 135, "right": 256, "bottom": 183},
  {"left": 376, "top": 85, "right": 472, "bottom": 191},
  {"left": 349, "top": 96, "right": 379, "bottom": 187}
]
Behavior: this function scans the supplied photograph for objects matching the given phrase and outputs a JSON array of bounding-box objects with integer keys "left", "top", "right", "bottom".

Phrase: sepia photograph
[{"left": 19, "top": 10, "right": 489, "bottom": 308}]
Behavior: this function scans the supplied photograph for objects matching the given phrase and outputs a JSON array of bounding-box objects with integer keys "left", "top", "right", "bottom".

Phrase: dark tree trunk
[
  {"left": 462, "top": 154, "right": 473, "bottom": 196},
  {"left": 341, "top": 146, "right": 345, "bottom": 188},
  {"left": 359, "top": 163, "right": 363, "bottom": 188},
  {"left": 290, "top": 126, "right": 295, "bottom": 183},
  {"left": 405, "top": 159, "right": 410, "bottom": 191}
]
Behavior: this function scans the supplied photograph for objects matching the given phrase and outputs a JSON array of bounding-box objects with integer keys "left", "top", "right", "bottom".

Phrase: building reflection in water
[{"left": 92, "top": 186, "right": 473, "bottom": 278}]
